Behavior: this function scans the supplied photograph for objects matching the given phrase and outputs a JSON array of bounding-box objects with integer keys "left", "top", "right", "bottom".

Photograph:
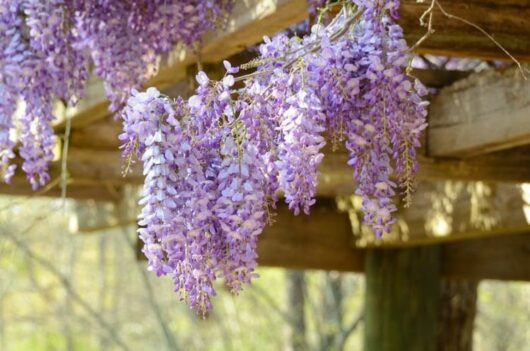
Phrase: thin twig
[
  {"left": 434, "top": 0, "right": 526, "bottom": 78},
  {"left": 337, "top": 307, "right": 364, "bottom": 350},
  {"left": 408, "top": 0, "right": 435, "bottom": 52},
  {"left": 249, "top": 283, "right": 296, "bottom": 326},
  {"left": 411, "top": 0, "right": 527, "bottom": 78}
]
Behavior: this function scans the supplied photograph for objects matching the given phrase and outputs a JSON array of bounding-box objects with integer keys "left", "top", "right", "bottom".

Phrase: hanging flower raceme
[
  {"left": 0, "top": 3, "right": 20, "bottom": 183},
  {"left": 1, "top": 0, "right": 430, "bottom": 315},
  {"left": 302, "top": 0, "right": 428, "bottom": 236},
  {"left": 120, "top": 0, "right": 429, "bottom": 316},
  {"left": 0, "top": 0, "right": 234, "bottom": 188}
]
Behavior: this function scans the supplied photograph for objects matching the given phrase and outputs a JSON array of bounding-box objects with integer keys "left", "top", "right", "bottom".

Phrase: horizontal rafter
[
  {"left": 257, "top": 200, "right": 364, "bottom": 271},
  {"left": 428, "top": 66, "right": 530, "bottom": 157},
  {"left": 6, "top": 142, "right": 530, "bottom": 200},
  {"left": 130, "top": 200, "right": 530, "bottom": 281}
]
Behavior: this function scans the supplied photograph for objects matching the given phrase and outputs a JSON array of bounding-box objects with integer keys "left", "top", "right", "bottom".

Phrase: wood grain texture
[
  {"left": 400, "top": 0, "right": 530, "bottom": 62},
  {"left": 441, "top": 232, "right": 530, "bottom": 281},
  {"left": 7, "top": 143, "right": 530, "bottom": 200},
  {"left": 257, "top": 200, "right": 365, "bottom": 271},
  {"left": 364, "top": 246, "right": 441, "bottom": 351},
  {"left": 428, "top": 66, "right": 530, "bottom": 157},
  {"left": 437, "top": 279, "right": 478, "bottom": 351}
]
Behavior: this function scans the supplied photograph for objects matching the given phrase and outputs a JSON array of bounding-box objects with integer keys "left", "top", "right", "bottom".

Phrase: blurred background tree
[{"left": 0, "top": 196, "right": 528, "bottom": 351}]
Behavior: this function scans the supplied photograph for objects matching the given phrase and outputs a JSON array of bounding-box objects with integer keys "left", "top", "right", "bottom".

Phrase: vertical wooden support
[
  {"left": 437, "top": 279, "right": 478, "bottom": 351},
  {"left": 364, "top": 246, "right": 441, "bottom": 351}
]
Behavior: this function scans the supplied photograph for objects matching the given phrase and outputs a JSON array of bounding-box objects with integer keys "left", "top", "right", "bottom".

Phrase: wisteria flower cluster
[
  {"left": 0, "top": 0, "right": 233, "bottom": 188},
  {"left": 122, "top": 0, "right": 429, "bottom": 315}
]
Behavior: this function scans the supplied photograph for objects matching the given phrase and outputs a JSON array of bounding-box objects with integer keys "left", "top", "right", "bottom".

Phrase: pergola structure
[{"left": 3, "top": 1, "right": 530, "bottom": 350}]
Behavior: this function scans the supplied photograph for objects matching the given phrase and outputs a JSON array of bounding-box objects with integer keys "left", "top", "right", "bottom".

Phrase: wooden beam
[
  {"left": 123, "top": 195, "right": 530, "bottom": 280},
  {"left": 400, "top": 0, "right": 530, "bottom": 62},
  {"left": 346, "top": 180, "right": 530, "bottom": 248},
  {"left": 428, "top": 66, "right": 530, "bottom": 157},
  {"left": 6, "top": 144, "right": 530, "bottom": 200},
  {"left": 361, "top": 233, "right": 530, "bottom": 282},
  {"left": 257, "top": 200, "right": 364, "bottom": 271},
  {"left": 442, "top": 232, "right": 530, "bottom": 281}
]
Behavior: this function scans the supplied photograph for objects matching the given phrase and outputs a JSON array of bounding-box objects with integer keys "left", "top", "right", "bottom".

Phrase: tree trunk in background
[
  {"left": 285, "top": 270, "right": 308, "bottom": 351},
  {"left": 364, "top": 246, "right": 441, "bottom": 351},
  {"left": 320, "top": 272, "right": 344, "bottom": 351},
  {"left": 0, "top": 295, "right": 5, "bottom": 351},
  {"left": 437, "top": 279, "right": 478, "bottom": 351},
  {"left": 98, "top": 234, "right": 109, "bottom": 350}
]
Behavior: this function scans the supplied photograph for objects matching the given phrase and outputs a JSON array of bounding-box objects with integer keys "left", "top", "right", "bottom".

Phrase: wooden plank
[
  {"left": 400, "top": 0, "right": 530, "bottom": 62},
  {"left": 257, "top": 200, "right": 364, "bottom": 271},
  {"left": 441, "top": 232, "right": 530, "bottom": 281},
  {"left": 124, "top": 196, "right": 530, "bottom": 280},
  {"left": 428, "top": 66, "right": 530, "bottom": 157},
  {"left": 52, "top": 123, "right": 530, "bottom": 191},
  {"left": 6, "top": 145, "right": 530, "bottom": 200},
  {"left": 349, "top": 181, "right": 530, "bottom": 247},
  {"left": 363, "top": 233, "right": 530, "bottom": 282}
]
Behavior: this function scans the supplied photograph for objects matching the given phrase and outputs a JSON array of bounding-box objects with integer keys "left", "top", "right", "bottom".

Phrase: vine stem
[{"left": 410, "top": 0, "right": 527, "bottom": 79}]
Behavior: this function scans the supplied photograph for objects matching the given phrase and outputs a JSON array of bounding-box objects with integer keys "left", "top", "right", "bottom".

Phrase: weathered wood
[
  {"left": 126, "top": 195, "right": 530, "bottom": 279},
  {"left": 437, "top": 279, "right": 478, "bottom": 351},
  {"left": 428, "top": 66, "right": 530, "bottom": 157},
  {"left": 350, "top": 181, "right": 529, "bottom": 247},
  {"left": 257, "top": 201, "right": 364, "bottom": 271},
  {"left": 364, "top": 246, "right": 441, "bottom": 351},
  {"left": 35, "top": 142, "right": 530, "bottom": 190},
  {"left": 441, "top": 232, "right": 530, "bottom": 281},
  {"left": 7, "top": 146, "right": 530, "bottom": 203},
  {"left": 400, "top": 0, "right": 530, "bottom": 62},
  {"left": 0, "top": 181, "right": 118, "bottom": 201}
]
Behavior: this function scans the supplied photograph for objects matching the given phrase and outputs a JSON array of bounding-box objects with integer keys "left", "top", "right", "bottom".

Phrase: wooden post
[
  {"left": 437, "top": 279, "right": 478, "bottom": 351},
  {"left": 364, "top": 246, "right": 441, "bottom": 351}
]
